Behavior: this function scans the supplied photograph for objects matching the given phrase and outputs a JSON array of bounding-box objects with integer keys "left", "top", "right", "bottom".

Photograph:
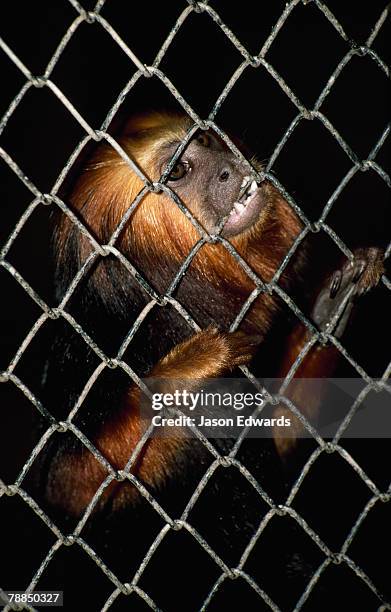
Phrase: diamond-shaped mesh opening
[
  {"left": 35, "top": 542, "right": 116, "bottom": 610},
  {"left": 266, "top": 1, "right": 349, "bottom": 106},
  {"left": 0, "top": 86, "right": 85, "bottom": 190},
  {"left": 100, "top": 2, "right": 183, "bottom": 66},
  {"left": 291, "top": 451, "right": 372, "bottom": 549},
  {"left": 244, "top": 514, "right": 325, "bottom": 609},
  {"left": 121, "top": 301, "right": 196, "bottom": 376},
  {"left": 51, "top": 21, "right": 136, "bottom": 126},
  {"left": 0, "top": 1, "right": 390, "bottom": 611},
  {"left": 138, "top": 528, "right": 221, "bottom": 610},
  {"left": 272, "top": 119, "right": 353, "bottom": 221},
  {"left": 216, "top": 64, "right": 299, "bottom": 163},
  {"left": 0, "top": 2, "right": 75, "bottom": 75},
  {"left": 158, "top": 12, "right": 243, "bottom": 117},
  {"left": 82, "top": 497, "right": 168, "bottom": 582},
  {"left": 327, "top": 168, "right": 391, "bottom": 248},
  {"left": 321, "top": 53, "right": 390, "bottom": 158},
  {"left": 211, "top": 0, "right": 287, "bottom": 57},
  {"left": 188, "top": 464, "right": 271, "bottom": 566}
]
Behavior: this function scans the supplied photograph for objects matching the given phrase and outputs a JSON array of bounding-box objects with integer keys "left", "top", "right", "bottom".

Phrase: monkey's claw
[{"left": 312, "top": 247, "right": 384, "bottom": 339}]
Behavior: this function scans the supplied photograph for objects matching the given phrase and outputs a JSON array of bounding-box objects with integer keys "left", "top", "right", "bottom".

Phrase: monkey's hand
[
  {"left": 45, "top": 328, "right": 262, "bottom": 517},
  {"left": 273, "top": 247, "right": 384, "bottom": 457},
  {"left": 312, "top": 247, "right": 384, "bottom": 339},
  {"left": 152, "top": 327, "right": 262, "bottom": 379}
]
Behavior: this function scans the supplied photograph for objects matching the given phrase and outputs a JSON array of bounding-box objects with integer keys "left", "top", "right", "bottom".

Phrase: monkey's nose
[{"left": 219, "top": 169, "right": 230, "bottom": 182}]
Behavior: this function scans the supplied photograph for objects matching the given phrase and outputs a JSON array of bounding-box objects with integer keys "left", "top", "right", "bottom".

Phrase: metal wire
[{"left": 0, "top": 0, "right": 390, "bottom": 610}]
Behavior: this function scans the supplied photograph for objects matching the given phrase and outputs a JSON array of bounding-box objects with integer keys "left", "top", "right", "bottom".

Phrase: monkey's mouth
[{"left": 222, "top": 177, "right": 264, "bottom": 237}]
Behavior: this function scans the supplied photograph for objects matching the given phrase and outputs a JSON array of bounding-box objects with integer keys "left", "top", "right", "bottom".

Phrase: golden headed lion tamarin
[
  {"left": 34, "top": 112, "right": 384, "bottom": 610},
  {"left": 40, "top": 112, "right": 384, "bottom": 517}
]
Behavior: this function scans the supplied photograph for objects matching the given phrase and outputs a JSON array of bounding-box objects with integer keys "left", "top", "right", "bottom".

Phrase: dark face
[{"left": 159, "top": 131, "right": 267, "bottom": 237}]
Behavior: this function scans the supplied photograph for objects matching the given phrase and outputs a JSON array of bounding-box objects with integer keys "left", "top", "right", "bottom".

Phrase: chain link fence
[{"left": 0, "top": 0, "right": 390, "bottom": 610}]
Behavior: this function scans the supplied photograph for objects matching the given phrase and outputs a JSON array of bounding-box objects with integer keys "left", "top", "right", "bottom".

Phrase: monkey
[{"left": 35, "top": 112, "right": 385, "bottom": 610}]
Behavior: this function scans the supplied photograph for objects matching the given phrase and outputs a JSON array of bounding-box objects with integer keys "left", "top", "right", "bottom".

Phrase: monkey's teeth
[
  {"left": 230, "top": 180, "right": 259, "bottom": 217},
  {"left": 249, "top": 180, "right": 258, "bottom": 194},
  {"left": 241, "top": 176, "right": 250, "bottom": 188}
]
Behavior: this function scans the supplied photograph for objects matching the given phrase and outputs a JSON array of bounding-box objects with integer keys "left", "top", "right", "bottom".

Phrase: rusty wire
[{"left": 0, "top": 0, "right": 390, "bottom": 610}]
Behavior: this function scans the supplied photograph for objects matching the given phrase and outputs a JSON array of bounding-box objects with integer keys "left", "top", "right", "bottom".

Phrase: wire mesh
[{"left": 0, "top": 0, "right": 390, "bottom": 610}]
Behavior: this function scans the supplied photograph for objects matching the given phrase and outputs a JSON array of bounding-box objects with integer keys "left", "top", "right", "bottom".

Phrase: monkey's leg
[
  {"left": 46, "top": 328, "right": 261, "bottom": 516},
  {"left": 274, "top": 247, "right": 384, "bottom": 456}
]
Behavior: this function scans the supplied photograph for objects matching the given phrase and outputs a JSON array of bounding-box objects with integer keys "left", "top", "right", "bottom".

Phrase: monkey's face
[
  {"left": 154, "top": 130, "right": 267, "bottom": 238},
  {"left": 63, "top": 113, "right": 300, "bottom": 290},
  {"left": 112, "top": 113, "right": 273, "bottom": 253}
]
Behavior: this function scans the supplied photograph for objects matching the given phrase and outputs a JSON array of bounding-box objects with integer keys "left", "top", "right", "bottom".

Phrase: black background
[{"left": 0, "top": 1, "right": 390, "bottom": 610}]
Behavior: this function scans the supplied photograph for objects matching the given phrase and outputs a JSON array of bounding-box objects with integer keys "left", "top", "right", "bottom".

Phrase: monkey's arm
[
  {"left": 273, "top": 247, "right": 385, "bottom": 455},
  {"left": 45, "top": 329, "right": 260, "bottom": 516}
]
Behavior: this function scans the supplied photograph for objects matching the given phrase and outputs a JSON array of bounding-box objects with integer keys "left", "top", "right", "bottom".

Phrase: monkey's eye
[
  {"left": 196, "top": 133, "right": 210, "bottom": 147},
  {"left": 168, "top": 161, "right": 190, "bottom": 181}
]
